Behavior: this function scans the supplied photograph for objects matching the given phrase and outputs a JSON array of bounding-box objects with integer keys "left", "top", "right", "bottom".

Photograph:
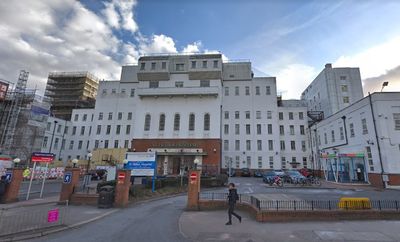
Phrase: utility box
[{"left": 98, "top": 185, "right": 114, "bottom": 209}]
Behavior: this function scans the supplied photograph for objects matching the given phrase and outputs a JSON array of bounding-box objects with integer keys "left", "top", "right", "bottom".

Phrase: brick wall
[{"left": 70, "top": 193, "right": 99, "bottom": 206}]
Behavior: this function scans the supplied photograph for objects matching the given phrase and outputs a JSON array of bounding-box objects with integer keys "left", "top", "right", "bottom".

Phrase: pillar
[
  {"left": 114, "top": 169, "right": 131, "bottom": 208},
  {"left": 187, "top": 170, "right": 201, "bottom": 210},
  {"left": 1, "top": 168, "right": 24, "bottom": 203},
  {"left": 59, "top": 168, "right": 80, "bottom": 203}
]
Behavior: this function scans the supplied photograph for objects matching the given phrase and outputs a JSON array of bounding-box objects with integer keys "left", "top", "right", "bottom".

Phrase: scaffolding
[{"left": 0, "top": 71, "right": 28, "bottom": 154}]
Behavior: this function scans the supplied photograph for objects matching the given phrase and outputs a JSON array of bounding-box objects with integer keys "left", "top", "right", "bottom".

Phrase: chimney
[{"left": 325, "top": 63, "right": 332, "bottom": 68}]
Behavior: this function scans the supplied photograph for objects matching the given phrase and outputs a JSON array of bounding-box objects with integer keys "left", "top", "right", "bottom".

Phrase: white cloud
[
  {"left": 138, "top": 34, "right": 178, "bottom": 54},
  {"left": 102, "top": 0, "right": 138, "bottom": 33},
  {"left": 274, "top": 64, "right": 317, "bottom": 99},
  {"left": 182, "top": 41, "right": 202, "bottom": 53}
]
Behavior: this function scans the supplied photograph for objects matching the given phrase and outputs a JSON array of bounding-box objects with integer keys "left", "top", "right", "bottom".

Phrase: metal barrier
[
  {"left": 199, "top": 192, "right": 400, "bottom": 212},
  {"left": 0, "top": 201, "right": 69, "bottom": 237}
]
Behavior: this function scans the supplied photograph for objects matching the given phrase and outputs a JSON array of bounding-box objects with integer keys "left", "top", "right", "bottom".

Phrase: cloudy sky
[{"left": 0, "top": 0, "right": 399, "bottom": 99}]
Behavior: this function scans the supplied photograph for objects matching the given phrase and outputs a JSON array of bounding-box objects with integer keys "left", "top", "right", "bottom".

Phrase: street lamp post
[
  {"left": 72, "top": 158, "right": 78, "bottom": 168},
  {"left": 83, "top": 152, "right": 92, "bottom": 192},
  {"left": 86, "top": 152, "right": 92, "bottom": 174},
  {"left": 194, "top": 158, "right": 199, "bottom": 170},
  {"left": 228, "top": 157, "right": 232, "bottom": 178},
  {"left": 40, "top": 120, "right": 58, "bottom": 198},
  {"left": 13, "top": 157, "right": 20, "bottom": 168}
]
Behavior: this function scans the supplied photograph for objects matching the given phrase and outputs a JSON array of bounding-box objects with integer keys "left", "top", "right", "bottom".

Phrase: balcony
[{"left": 137, "top": 86, "right": 219, "bottom": 98}]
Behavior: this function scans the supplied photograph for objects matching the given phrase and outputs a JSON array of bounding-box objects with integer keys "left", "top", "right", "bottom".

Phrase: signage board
[
  {"left": 31, "top": 152, "right": 55, "bottom": 163},
  {"left": 5, "top": 171, "right": 12, "bottom": 183},
  {"left": 0, "top": 81, "right": 9, "bottom": 101},
  {"left": 63, "top": 171, "right": 72, "bottom": 184},
  {"left": 125, "top": 152, "right": 156, "bottom": 177},
  {"left": 47, "top": 209, "right": 59, "bottom": 223}
]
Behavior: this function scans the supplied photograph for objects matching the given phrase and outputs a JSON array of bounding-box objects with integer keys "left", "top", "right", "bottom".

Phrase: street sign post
[
  {"left": 117, "top": 172, "right": 126, "bottom": 184},
  {"left": 63, "top": 172, "right": 72, "bottom": 184},
  {"left": 190, "top": 172, "right": 197, "bottom": 184},
  {"left": 125, "top": 152, "right": 156, "bottom": 192},
  {"left": 26, "top": 152, "right": 55, "bottom": 200}
]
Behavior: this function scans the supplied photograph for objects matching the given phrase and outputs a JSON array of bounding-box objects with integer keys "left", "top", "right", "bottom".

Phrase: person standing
[{"left": 226, "top": 183, "right": 241, "bottom": 225}]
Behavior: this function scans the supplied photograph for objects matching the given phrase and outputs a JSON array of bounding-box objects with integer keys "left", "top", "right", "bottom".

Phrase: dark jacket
[{"left": 228, "top": 188, "right": 239, "bottom": 205}]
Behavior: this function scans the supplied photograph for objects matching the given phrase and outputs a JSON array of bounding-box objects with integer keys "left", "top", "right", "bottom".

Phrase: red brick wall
[
  {"left": 368, "top": 173, "right": 384, "bottom": 188},
  {"left": 132, "top": 139, "right": 221, "bottom": 174},
  {"left": 388, "top": 174, "right": 400, "bottom": 186}
]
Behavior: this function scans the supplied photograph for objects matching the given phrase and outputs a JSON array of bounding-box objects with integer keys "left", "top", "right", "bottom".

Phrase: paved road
[
  {"left": 213, "top": 177, "right": 400, "bottom": 200},
  {"left": 29, "top": 196, "right": 189, "bottom": 242},
  {"left": 18, "top": 180, "right": 62, "bottom": 200}
]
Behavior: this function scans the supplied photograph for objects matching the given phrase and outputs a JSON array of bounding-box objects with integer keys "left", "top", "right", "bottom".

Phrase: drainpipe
[{"left": 368, "top": 92, "right": 386, "bottom": 188}]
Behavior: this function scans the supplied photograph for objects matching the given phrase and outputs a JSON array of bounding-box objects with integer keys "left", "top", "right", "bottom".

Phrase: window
[
  {"left": 300, "top": 125, "right": 305, "bottom": 135},
  {"left": 174, "top": 114, "right": 180, "bottom": 131},
  {"left": 202, "top": 61, "right": 207, "bottom": 68},
  {"left": 144, "top": 114, "right": 151, "bottom": 131},
  {"left": 245, "top": 86, "right": 250, "bottom": 95},
  {"left": 213, "top": 60, "right": 218, "bottom": 68},
  {"left": 127, "top": 112, "right": 132, "bottom": 120},
  {"left": 64, "top": 126, "right": 69, "bottom": 135},
  {"left": 108, "top": 112, "right": 113, "bottom": 120},
  {"left": 114, "top": 140, "right": 119, "bottom": 148},
  {"left": 80, "top": 126, "right": 85, "bottom": 135},
  {"left": 301, "top": 141, "right": 306, "bottom": 152},
  {"left": 289, "top": 112, "right": 294, "bottom": 120},
  {"left": 235, "top": 111, "right": 240, "bottom": 119},
  {"left": 102, "top": 89, "right": 107, "bottom": 95},
  {"left": 82, "top": 114, "right": 87, "bottom": 121},
  {"left": 224, "top": 124, "right": 229, "bottom": 135},
  {"left": 366, "top": 146, "right": 374, "bottom": 171},
  {"left": 159, "top": 114, "right": 165, "bottom": 131},
  {"left": 140, "top": 62, "right": 145, "bottom": 70},
  {"left": 42, "top": 137, "right": 48, "bottom": 148},
  {"left": 151, "top": 62, "right": 156, "bottom": 70},
  {"left": 106, "top": 125, "right": 111, "bottom": 135},
  {"left": 259, "top": 156, "right": 264, "bottom": 169},
  {"left": 343, "top": 96, "right": 350, "bottom": 103},
  {"left": 235, "top": 86, "right": 239, "bottom": 96},
  {"left": 341, "top": 85, "right": 348, "bottom": 92},
  {"left": 268, "top": 140, "right": 273, "bottom": 151},
  {"left": 280, "top": 140, "right": 285, "bottom": 151},
  {"left": 268, "top": 124, "right": 272, "bottom": 134},
  {"left": 149, "top": 81, "right": 159, "bottom": 88},
  {"left": 303, "top": 157, "right": 307, "bottom": 168},
  {"left": 104, "top": 140, "right": 109, "bottom": 148},
  {"left": 130, "top": 88, "right": 135, "bottom": 97},
  {"left": 361, "top": 118, "right": 368, "bottom": 134},
  {"left": 118, "top": 112, "right": 122, "bottom": 120},
  {"left": 162, "top": 62, "right": 166, "bottom": 70},
  {"left": 246, "top": 140, "right": 251, "bottom": 151},
  {"left": 78, "top": 140, "right": 83, "bottom": 150},
  {"left": 224, "top": 87, "right": 229, "bottom": 96},
  {"left": 224, "top": 140, "right": 229, "bottom": 151},
  {"left": 123, "top": 125, "right": 130, "bottom": 135},
  {"left": 98, "top": 112, "right": 103, "bottom": 120},
  {"left": 281, "top": 157, "right": 286, "bottom": 169},
  {"left": 224, "top": 111, "right": 229, "bottom": 119},
  {"left": 189, "top": 113, "right": 195, "bottom": 131},
  {"left": 246, "top": 124, "right": 251, "bottom": 135},
  {"left": 191, "top": 61, "right": 196, "bottom": 69},
  {"left": 349, "top": 123, "right": 355, "bottom": 137},
  {"left": 121, "top": 88, "right": 126, "bottom": 95},
  {"left": 279, "top": 112, "right": 283, "bottom": 120},
  {"left": 291, "top": 141, "right": 296, "bottom": 150},
  {"left": 266, "top": 86, "right": 271, "bottom": 95},
  {"left": 340, "top": 127, "right": 344, "bottom": 140},
  {"left": 204, "top": 113, "right": 210, "bottom": 131},
  {"left": 176, "top": 63, "right": 184, "bottom": 71},
  {"left": 257, "top": 124, "right": 261, "bottom": 134},
  {"left": 394, "top": 113, "right": 400, "bottom": 130},
  {"left": 69, "top": 141, "right": 74, "bottom": 150},
  {"left": 124, "top": 140, "right": 129, "bottom": 148},
  {"left": 279, "top": 125, "right": 284, "bottom": 135},
  {"left": 57, "top": 125, "right": 62, "bottom": 133},
  {"left": 324, "top": 133, "right": 328, "bottom": 144},
  {"left": 246, "top": 156, "right": 251, "bottom": 167},
  {"left": 255, "top": 86, "right": 260, "bottom": 95},
  {"left": 94, "top": 140, "right": 99, "bottom": 149},
  {"left": 200, "top": 80, "right": 210, "bottom": 87},
  {"left": 235, "top": 124, "right": 240, "bottom": 135},
  {"left": 245, "top": 111, "right": 250, "bottom": 119},
  {"left": 72, "top": 126, "right": 76, "bottom": 135},
  {"left": 290, "top": 125, "right": 295, "bottom": 135},
  {"left": 267, "top": 111, "right": 272, "bottom": 119},
  {"left": 257, "top": 140, "right": 262, "bottom": 151},
  {"left": 292, "top": 157, "right": 297, "bottom": 164},
  {"left": 235, "top": 140, "right": 240, "bottom": 151},
  {"left": 74, "top": 114, "right": 78, "bottom": 121},
  {"left": 88, "top": 126, "right": 92, "bottom": 136},
  {"left": 111, "top": 89, "right": 116, "bottom": 94},
  {"left": 299, "top": 112, "right": 304, "bottom": 120},
  {"left": 340, "top": 76, "right": 346, "bottom": 80},
  {"left": 256, "top": 111, "right": 261, "bottom": 119},
  {"left": 269, "top": 156, "right": 273, "bottom": 169}
]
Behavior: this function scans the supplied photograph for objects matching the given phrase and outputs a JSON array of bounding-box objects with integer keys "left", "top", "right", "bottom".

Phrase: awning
[{"left": 156, "top": 152, "right": 208, "bottom": 156}]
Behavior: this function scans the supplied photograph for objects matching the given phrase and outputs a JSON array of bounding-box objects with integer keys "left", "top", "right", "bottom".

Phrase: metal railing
[
  {"left": 199, "top": 192, "right": 400, "bottom": 212},
  {"left": 0, "top": 202, "right": 69, "bottom": 237}
]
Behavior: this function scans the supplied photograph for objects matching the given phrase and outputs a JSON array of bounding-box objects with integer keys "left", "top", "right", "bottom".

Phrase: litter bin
[
  {"left": 0, "top": 180, "right": 7, "bottom": 203},
  {"left": 98, "top": 185, "right": 114, "bottom": 208}
]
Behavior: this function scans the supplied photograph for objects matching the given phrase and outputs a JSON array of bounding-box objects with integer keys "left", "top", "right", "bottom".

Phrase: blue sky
[{"left": 0, "top": 0, "right": 399, "bottom": 98}]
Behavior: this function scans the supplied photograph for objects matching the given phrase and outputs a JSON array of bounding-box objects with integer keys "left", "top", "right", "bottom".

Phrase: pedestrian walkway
[{"left": 179, "top": 210, "right": 400, "bottom": 241}]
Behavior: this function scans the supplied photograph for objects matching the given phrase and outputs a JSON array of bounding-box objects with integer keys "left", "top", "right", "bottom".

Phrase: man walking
[{"left": 226, "top": 183, "right": 242, "bottom": 225}]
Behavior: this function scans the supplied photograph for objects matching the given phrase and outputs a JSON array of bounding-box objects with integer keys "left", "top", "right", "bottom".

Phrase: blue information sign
[
  {"left": 5, "top": 171, "right": 12, "bottom": 183},
  {"left": 63, "top": 172, "right": 72, "bottom": 184}
]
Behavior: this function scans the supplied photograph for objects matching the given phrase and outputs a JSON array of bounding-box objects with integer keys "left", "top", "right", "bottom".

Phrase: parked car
[
  {"left": 253, "top": 170, "right": 263, "bottom": 177},
  {"left": 285, "top": 170, "right": 306, "bottom": 184},
  {"left": 262, "top": 171, "right": 277, "bottom": 183},
  {"left": 240, "top": 168, "right": 251, "bottom": 177}
]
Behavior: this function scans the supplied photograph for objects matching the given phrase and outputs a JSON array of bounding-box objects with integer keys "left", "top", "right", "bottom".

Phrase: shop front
[{"left": 321, "top": 153, "right": 368, "bottom": 184}]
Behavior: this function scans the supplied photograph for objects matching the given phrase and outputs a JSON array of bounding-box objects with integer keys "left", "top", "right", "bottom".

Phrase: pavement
[{"left": 179, "top": 210, "right": 400, "bottom": 242}]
